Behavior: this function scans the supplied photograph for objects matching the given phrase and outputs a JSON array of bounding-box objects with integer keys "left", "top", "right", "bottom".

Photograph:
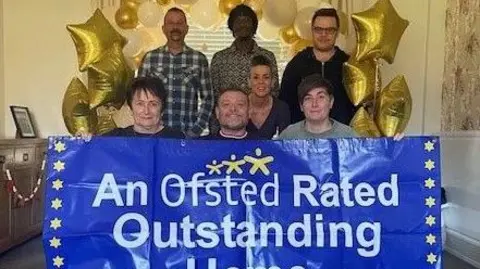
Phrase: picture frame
[{"left": 10, "top": 106, "right": 37, "bottom": 138}]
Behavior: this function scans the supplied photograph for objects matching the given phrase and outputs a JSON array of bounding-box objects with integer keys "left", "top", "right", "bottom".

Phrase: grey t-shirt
[{"left": 277, "top": 119, "right": 358, "bottom": 139}]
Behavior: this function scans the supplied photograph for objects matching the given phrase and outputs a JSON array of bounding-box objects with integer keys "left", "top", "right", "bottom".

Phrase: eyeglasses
[{"left": 312, "top": 27, "right": 338, "bottom": 35}]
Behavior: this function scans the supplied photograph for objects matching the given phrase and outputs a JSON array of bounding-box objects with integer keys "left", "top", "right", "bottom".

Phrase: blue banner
[{"left": 43, "top": 136, "right": 442, "bottom": 269}]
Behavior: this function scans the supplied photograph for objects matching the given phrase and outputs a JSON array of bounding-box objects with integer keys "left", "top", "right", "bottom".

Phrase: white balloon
[
  {"left": 296, "top": 0, "right": 325, "bottom": 10},
  {"left": 142, "top": 27, "right": 167, "bottom": 51},
  {"left": 257, "top": 19, "right": 280, "bottom": 41},
  {"left": 123, "top": 30, "right": 144, "bottom": 57},
  {"left": 190, "top": 0, "right": 221, "bottom": 29},
  {"left": 335, "top": 33, "right": 346, "bottom": 51},
  {"left": 294, "top": 7, "right": 317, "bottom": 40},
  {"left": 263, "top": 0, "right": 297, "bottom": 27},
  {"left": 318, "top": 2, "right": 334, "bottom": 9},
  {"left": 137, "top": 2, "right": 164, "bottom": 27}
]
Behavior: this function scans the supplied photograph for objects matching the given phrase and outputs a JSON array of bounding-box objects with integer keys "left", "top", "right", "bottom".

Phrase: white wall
[
  {"left": 2, "top": 0, "right": 91, "bottom": 138},
  {"left": 362, "top": 0, "right": 445, "bottom": 135},
  {"left": 0, "top": 0, "right": 5, "bottom": 137},
  {"left": 0, "top": 0, "right": 446, "bottom": 137}
]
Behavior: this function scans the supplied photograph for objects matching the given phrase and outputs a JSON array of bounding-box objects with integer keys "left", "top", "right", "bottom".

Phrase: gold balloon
[
  {"left": 289, "top": 39, "right": 312, "bottom": 57},
  {"left": 67, "top": 9, "right": 127, "bottom": 71},
  {"left": 375, "top": 75, "right": 412, "bottom": 136},
  {"left": 244, "top": 0, "right": 264, "bottom": 20},
  {"left": 218, "top": 0, "right": 244, "bottom": 16},
  {"left": 174, "top": 0, "right": 199, "bottom": 5},
  {"left": 121, "top": 0, "right": 139, "bottom": 10},
  {"left": 62, "top": 78, "right": 98, "bottom": 135},
  {"left": 351, "top": 0, "right": 409, "bottom": 64},
  {"left": 87, "top": 43, "right": 134, "bottom": 109},
  {"left": 96, "top": 107, "right": 118, "bottom": 134},
  {"left": 350, "top": 107, "right": 381, "bottom": 137},
  {"left": 279, "top": 25, "right": 300, "bottom": 45},
  {"left": 156, "top": 0, "right": 172, "bottom": 5},
  {"left": 115, "top": 6, "right": 139, "bottom": 29},
  {"left": 343, "top": 57, "right": 378, "bottom": 106}
]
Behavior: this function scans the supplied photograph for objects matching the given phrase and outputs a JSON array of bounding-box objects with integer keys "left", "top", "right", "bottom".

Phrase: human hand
[
  {"left": 75, "top": 129, "right": 93, "bottom": 142},
  {"left": 393, "top": 133, "right": 405, "bottom": 141}
]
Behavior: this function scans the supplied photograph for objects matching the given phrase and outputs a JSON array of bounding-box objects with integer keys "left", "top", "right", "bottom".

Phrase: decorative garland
[{"left": 4, "top": 159, "right": 46, "bottom": 206}]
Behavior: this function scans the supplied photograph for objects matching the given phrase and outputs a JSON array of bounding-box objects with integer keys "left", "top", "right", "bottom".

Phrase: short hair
[
  {"left": 311, "top": 8, "right": 340, "bottom": 29},
  {"left": 251, "top": 54, "right": 272, "bottom": 70},
  {"left": 297, "top": 74, "right": 334, "bottom": 103},
  {"left": 164, "top": 7, "right": 187, "bottom": 23},
  {"left": 126, "top": 77, "right": 167, "bottom": 110},
  {"left": 227, "top": 4, "right": 259, "bottom": 35},
  {"left": 216, "top": 88, "right": 248, "bottom": 107}
]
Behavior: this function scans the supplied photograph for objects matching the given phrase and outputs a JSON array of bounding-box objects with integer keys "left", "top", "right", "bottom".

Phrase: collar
[
  {"left": 161, "top": 44, "right": 192, "bottom": 54},
  {"left": 228, "top": 39, "right": 260, "bottom": 53},
  {"left": 219, "top": 130, "right": 248, "bottom": 139}
]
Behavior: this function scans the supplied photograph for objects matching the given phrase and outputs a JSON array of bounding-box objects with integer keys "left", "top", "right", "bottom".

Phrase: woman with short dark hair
[
  {"left": 247, "top": 55, "right": 290, "bottom": 139},
  {"left": 103, "top": 77, "right": 185, "bottom": 138}
]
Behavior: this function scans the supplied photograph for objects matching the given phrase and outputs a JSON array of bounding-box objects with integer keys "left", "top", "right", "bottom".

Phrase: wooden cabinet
[{"left": 0, "top": 139, "right": 47, "bottom": 254}]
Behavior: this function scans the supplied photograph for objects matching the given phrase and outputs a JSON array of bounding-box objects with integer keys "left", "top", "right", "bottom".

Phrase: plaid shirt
[{"left": 138, "top": 45, "right": 213, "bottom": 136}]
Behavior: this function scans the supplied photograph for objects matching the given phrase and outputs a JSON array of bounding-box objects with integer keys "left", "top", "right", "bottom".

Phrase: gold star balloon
[
  {"left": 67, "top": 9, "right": 127, "bottom": 71},
  {"left": 350, "top": 107, "right": 381, "bottom": 137},
  {"left": 62, "top": 78, "right": 98, "bottom": 135},
  {"left": 375, "top": 75, "right": 412, "bottom": 136},
  {"left": 351, "top": 0, "right": 409, "bottom": 64},
  {"left": 87, "top": 43, "right": 134, "bottom": 109},
  {"left": 96, "top": 106, "right": 118, "bottom": 134},
  {"left": 343, "top": 57, "right": 378, "bottom": 106}
]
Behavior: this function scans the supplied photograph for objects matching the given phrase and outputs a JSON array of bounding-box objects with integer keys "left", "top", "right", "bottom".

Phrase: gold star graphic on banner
[
  {"left": 50, "top": 218, "right": 62, "bottom": 230},
  {"left": 52, "top": 179, "right": 64, "bottom": 191},
  {"left": 244, "top": 148, "right": 274, "bottom": 176},
  {"left": 53, "top": 255, "right": 65, "bottom": 268},
  {"left": 49, "top": 237, "right": 62, "bottom": 249},
  {"left": 222, "top": 155, "right": 246, "bottom": 175},
  {"left": 424, "top": 178, "right": 435, "bottom": 189},
  {"left": 424, "top": 159, "right": 435, "bottom": 171},
  {"left": 426, "top": 234, "right": 436, "bottom": 246},
  {"left": 53, "top": 161, "right": 65, "bottom": 172},
  {"left": 426, "top": 253, "right": 437, "bottom": 264},
  {"left": 206, "top": 160, "right": 223, "bottom": 175},
  {"left": 54, "top": 141, "right": 66, "bottom": 153},
  {"left": 424, "top": 140, "right": 435, "bottom": 152},
  {"left": 425, "top": 215, "right": 436, "bottom": 227},
  {"left": 425, "top": 196, "right": 436, "bottom": 208},
  {"left": 51, "top": 198, "right": 63, "bottom": 210}
]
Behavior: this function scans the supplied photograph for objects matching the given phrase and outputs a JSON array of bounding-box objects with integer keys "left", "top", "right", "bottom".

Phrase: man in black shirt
[
  {"left": 202, "top": 88, "right": 259, "bottom": 140},
  {"left": 279, "top": 8, "right": 355, "bottom": 125}
]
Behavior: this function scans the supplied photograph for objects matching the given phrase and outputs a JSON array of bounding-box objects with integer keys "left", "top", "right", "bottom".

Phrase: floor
[{"left": 0, "top": 236, "right": 477, "bottom": 269}]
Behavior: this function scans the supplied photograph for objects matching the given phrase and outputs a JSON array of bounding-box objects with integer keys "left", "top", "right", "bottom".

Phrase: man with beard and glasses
[
  {"left": 201, "top": 88, "right": 260, "bottom": 140},
  {"left": 279, "top": 8, "right": 355, "bottom": 125},
  {"left": 138, "top": 7, "right": 213, "bottom": 138},
  {"left": 209, "top": 4, "right": 278, "bottom": 134}
]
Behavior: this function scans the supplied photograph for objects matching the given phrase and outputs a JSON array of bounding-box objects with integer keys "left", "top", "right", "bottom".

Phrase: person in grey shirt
[{"left": 277, "top": 74, "right": 357, "bottom": 139}]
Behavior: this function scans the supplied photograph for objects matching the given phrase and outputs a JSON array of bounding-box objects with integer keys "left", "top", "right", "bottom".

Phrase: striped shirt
[{"left": 138, "top": 45, "right": 213, "bottom": 136}]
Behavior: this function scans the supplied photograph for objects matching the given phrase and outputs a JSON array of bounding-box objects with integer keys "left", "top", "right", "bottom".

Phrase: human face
[
  {"left": 233, "top": 15, "right": 254, "bottom": 39},
  {"left": 162, "top": 10, "right": 188, "bottom": 43},
  {"left": 311, "top": 16, "right": 338, "bottom": 52},
  {"left": 131, "top": 90, "right": 162, "bottom": 131},
  {"left": 216, "top": 91, "right": 249, "bottom": 131},
  {"left": 300, "top": 87, "right": 333, "bottom": 123},
  {"left": 249, "top": 65, "right": 272, "bottom": 98}
]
